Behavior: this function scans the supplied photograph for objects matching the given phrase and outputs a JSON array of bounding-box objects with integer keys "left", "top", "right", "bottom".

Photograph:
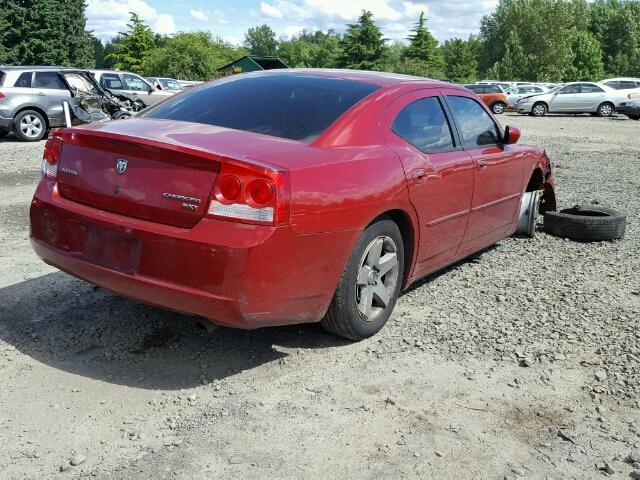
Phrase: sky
[{"left": 86, "top": 0, "right": 499, "bottom": 45}]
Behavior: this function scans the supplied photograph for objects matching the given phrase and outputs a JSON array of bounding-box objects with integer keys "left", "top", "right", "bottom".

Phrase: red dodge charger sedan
[{"left": 30, "top": 69, "right": 556, "bottom": 340}]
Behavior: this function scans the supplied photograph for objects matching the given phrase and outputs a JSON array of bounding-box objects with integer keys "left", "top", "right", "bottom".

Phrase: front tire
[
  {"left": 531, "top": 102, "right": 547, "bottom": 117},
  {"left": 597, "top": 102, "right": 614, "bottom": 117},
  {"left": 13, "top": 110, "right": 47, "bottom": 141},
  {"left": 321, "top": 218, "right": 404, "bottom": 341},
  {"left": 491, "top": 101, "right": 506, "bottom": 115}
]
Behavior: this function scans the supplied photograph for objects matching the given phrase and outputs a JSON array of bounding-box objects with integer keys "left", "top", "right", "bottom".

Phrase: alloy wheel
[
  {"left": 355, "top": 235, "right": 400, "bottom": 321},
  {"left": 20, "top": 114, "right": 43, "bottom": 139},
  {"left": 599, "top": 104, "right": 613, "bottom": 117}
]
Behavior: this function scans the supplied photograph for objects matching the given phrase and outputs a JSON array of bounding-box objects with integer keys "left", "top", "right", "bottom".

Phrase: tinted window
[
  {"left": 603, "top": 81, "right": 619, "bottom": 89},
  {"left": 14, "top": 72, "right": 33, "bottom": 88},
  {"left": 160, "top": 79, "right": 183, "bottom": 90},
  {"left": 123, "top": 74, "right": 149, "bottom": 91},
  {"left": 34, "top": 72, "right": 66, "bottom": 89},
  {"left": 101, "top": 73, "right": 124, "bottom": 90},
  {"left": 0, "top": 71, "right": 5, "bottom": 87},
  {"left": 486, "top": 85, "right": 502, "bottom": 93},
  {"left": 144, "top": 74, "right": 380, "bottom": 142},
  {"left": 559, "top": 84, "right": 580, "bottom": 94},
  {"left": 446, "top": 96, "right": 500, "bottom": 147},
  {"left": 465, "top": 85, "right": 483, "bottom": 93},
  {"left": 392, "top": 97, "right": 455, "bottom": 152},
  {"left": 620, "top": 81, "right": 637, "bottom": 89},
  {"left": 580, "top": 84, "right": 604, "bottom": 93}
]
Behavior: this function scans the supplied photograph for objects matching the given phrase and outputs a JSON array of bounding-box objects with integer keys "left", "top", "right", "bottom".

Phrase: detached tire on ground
[
  {"left": 321, "top": 218, "right": 404, "bottom": 341},
  {"left": 544, "top": 206, "right": 626, "bottom": 241}
]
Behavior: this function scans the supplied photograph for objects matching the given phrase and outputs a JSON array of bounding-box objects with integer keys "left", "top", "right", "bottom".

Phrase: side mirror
[{"left": 503, "top": 126, "right": 521, "bottom": 145}]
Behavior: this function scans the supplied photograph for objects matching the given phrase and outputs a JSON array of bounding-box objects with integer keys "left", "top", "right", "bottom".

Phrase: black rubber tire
[
  {"left": 491, "top": 101, "right": 506, "bottom": 115},
  {"left": 112, "top": 111, "right": 132, "bottom": 120},
  {"left": 544, "top": 206, "right": 626, "bottom": 242},
  {"left": 628, "top": 115, "right": 640, "bottom": 121},
  {"left": 531, "top": 102, "right": 547, "bottom": 117},
  {"left": 12, "top": 110, "right": 47, "bottom": 142},
  {"left": 321, "top": 218, "right": 405, "bottom": 341},
  {"left": 597, "top": 102, "right": 614, "bottom": 117}
]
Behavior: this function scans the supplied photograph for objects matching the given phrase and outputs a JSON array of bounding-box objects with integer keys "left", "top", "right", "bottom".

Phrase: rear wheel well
[
  {"left": 526, "top": 168, "right": 544, "bottom": 192},
  {"left": 13, "top": 106, "right": 49, "bottom": 129},
  {"left": 370, "top": 210, "right": 414, "bottom": 288},
  {"left": 526, "top": 168, "right": 556, "bottom": 214}
]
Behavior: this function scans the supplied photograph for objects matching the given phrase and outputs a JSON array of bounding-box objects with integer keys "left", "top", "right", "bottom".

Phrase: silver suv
[
  {"left": 0, "top": 66, "right": 87, "bottom": 141},
  {"left": 90, "top": 70, "right": 174, "bottom": 107}
]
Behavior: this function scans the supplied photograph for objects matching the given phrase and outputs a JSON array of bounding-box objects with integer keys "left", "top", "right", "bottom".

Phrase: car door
[
  {"left": 381, "top": 88, "right": 474, "bottom": 271},
  {"left": 549, "top": 84, "right": 580, "bottom": 111},
  {"left": 443, "top": 94, "right": 524, "bottom": 252},
  {"left": 578, "top": 83, "right": 607, "bottom": 110},
  {"left": 99, "top": 72, "right": 125, "bottom": 93},
  {"left": 33, "top": 72, "right": 72, "bottom": 127}
]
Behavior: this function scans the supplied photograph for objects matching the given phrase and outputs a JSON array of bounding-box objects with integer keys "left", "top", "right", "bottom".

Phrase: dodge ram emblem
[{"left": 116, "top": 159, "right": 128, "bottom": 174}]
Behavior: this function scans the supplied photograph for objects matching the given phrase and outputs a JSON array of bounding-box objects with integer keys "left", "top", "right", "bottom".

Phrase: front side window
[
  {"left": 144, "top": 73, "right": 380, "bottom": 142},
  {"left": 446, "top": 96, "right": 500, "bottom": 148},
  {"left": 392, "top": 97, "right": 455, "bottom": 152},
  {"left": 123, "top": 74, "right": 150, "bottom": 91},
  {"left": 34, "top": 72, "right": 66, "bottom": 90},
  {"left": 161, "top": 79, "right": 183, "bottom": 91},
  {"left": 14, "top": 72, "right": 33, "bottom": 88},
  {"left": 559, "top": 85, "right": 580, "bottom": 94}
]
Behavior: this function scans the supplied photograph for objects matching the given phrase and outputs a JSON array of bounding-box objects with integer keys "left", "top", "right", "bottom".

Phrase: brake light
[
  {"left": 206, "top": 160, "right": 289, "bottom": 225},
  {"left": 0, "top": 92, "right": 5, "bottom": 101},
  {"left": 41, "top": 136, "right": 63, "bottom": 179}
]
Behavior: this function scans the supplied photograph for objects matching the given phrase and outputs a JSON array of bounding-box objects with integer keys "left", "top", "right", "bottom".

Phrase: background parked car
[
  {"left": 146, "top": 77, "right": 184, "bottom": 92},
  {"left": 506, "top": 85, "right": 549, "bottom": 107},
  {"left": 0, "top": 66, "right": 141, "bottom": 141},
  {"left": 464, "top": 84, "right": 509, "bottom": 114},
  {"left": 516, "top": 82, "right": 626, "bottom": 117},
  {"left": 90, "top": 69, "right": 174, "bottom": 107},
  {"left": 599, "top": 77, "right": 640, "bottom": 91}
]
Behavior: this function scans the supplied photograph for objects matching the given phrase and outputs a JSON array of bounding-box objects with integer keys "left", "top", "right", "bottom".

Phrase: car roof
[
  {"left": 0, "top": 65, "right": 79, "bottom": 72},
  {"left": 257, "top": 68, "right": 447, "bottom": 88}
]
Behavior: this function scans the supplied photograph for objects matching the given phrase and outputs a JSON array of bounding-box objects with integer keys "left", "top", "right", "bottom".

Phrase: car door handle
[
  {"left": 477, "top": 159, "right": 488, "bottom": 169},
  {"left": 35, "top": 91, "right": 46, "bottom": 96}
]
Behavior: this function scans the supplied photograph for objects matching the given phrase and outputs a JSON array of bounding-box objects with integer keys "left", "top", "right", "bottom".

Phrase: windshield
[
  {"left": 142, "top": 73, "right": 380, "bottom": 142},
  {"left": 63, "top": 73, "right": 100, "bottom": 95}
]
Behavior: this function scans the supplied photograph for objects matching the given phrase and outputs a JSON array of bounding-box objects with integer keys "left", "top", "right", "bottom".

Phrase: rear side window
[
  {"left": 0, "top": 71, "right": 5, "bottom": 86},
  {"left": 34, "top": 72, "right": 67, "bottom": 89},
  {"left": 619, "top": 81, "right": 637, "bottom": 89},
  {"left": 392, "top": 97, "right": 455, "bottom": 152},
  {"left": 580, "top": 84, "right": 604, "bottom": 93},
  {"left": 144, "top": 73, "right": 380, "bottom": 142},
  {"left": 603, "top": 81, "right": 619, "bottom": 89},
  {"left": 446, "top": 96, "right": 500, "bottom": 148},
  {"left": 101, "top": 73, "right": 124, "bottom": 90},
  {"left": 14, "top": 72, "right": 33, "bottom": 88},
  {"left": 486, "top": 85, "right": 502, "bottom": 93}
]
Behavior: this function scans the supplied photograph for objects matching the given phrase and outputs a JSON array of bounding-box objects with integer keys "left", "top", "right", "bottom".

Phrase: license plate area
[{"left": 82, "top": 226, "right": 141, "bottom": 274}]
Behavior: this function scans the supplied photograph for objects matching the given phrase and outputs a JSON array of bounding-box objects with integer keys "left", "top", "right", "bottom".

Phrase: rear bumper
[
  {"left": 617, "top": 104, "right": 640, "bottom": 116},
  {"left": 30, "top": 180, "right": 357, "bottom": 328}
]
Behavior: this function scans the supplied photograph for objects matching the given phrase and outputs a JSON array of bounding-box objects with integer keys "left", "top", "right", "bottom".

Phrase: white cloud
[
  {"left": 284, "top": 25, "right": 305, "bottom": 37},
  {"left": 190, "top": 8, "right": 209, "bottom": 22},
  {"left": 86, "top": 0, "right": 176, "bottom": 39},
  {"left": 260, "top": 1, "right": 284, "bottom": 19}
]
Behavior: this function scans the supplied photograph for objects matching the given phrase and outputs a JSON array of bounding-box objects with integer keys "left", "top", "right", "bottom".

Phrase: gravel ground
[{"left": 0, "top": 114, "right": 639, "bottom": 479}]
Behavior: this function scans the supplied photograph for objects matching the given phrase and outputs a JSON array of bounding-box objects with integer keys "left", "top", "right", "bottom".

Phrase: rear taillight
[
  {"left": 0, "top": 92, "right": 5, "bottom": 101},
  {"left": 41, "top": 136, "right": 63, "bottom": 179},
  {"left": 206, "top": 160, "right": 289, "bottom": 226}
]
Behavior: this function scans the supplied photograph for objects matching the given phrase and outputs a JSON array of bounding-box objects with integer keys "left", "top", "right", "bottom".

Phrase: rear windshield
[{"left": 143, "top": 73, "right": 380, "bottom": 142}]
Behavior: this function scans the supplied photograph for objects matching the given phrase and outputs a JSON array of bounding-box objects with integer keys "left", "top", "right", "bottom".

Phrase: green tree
[
  {"left": 143, "top": 32, "right": 242, "bottom": 80},
  {"left": 340, "top": 10, "right": 387, "bottom": 70},
  {"left": 91, "top": 35, "right": 106, "bottom": 68},
  {"left": 243, "top": 25, "right": 278, "bottom": 56},
  {"left": 405, "top": 12, "right": 444, "bottom": 72},
  {"left": 0, "top": 0, "right": 94, "bottom": 66},
  {"left": 278, "top": 29, "right": 343, "bottom": 68},
  {"left": 566, "top": 31, "right": 605, "bottom": 80},
  {"left": 441, "top": 38, "right": 478, "bottom": 83},
  {"left": 479, "top": 0, "right": 589, "bottom": 81},
  {"left": 106, "top": 12, "right": 156, "bottom": 74}
]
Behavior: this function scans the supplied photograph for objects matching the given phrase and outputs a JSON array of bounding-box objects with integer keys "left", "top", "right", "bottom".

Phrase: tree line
[{"left": 1, "top": 0, "right": 639, "bottom": 83}]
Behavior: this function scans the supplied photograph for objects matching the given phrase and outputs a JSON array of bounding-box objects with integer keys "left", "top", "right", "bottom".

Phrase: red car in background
[{"left": 31, "top": 70, "right": 556, "bottom": 340}]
